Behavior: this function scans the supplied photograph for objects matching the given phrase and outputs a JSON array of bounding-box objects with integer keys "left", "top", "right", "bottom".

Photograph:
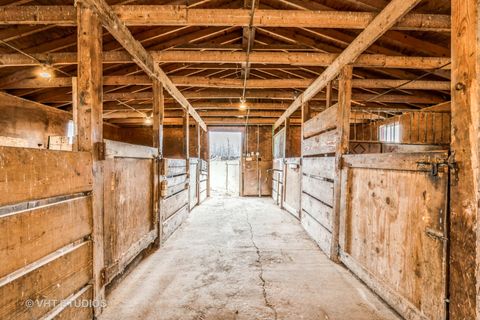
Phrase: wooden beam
[
  {"left": 2, "top": 76, "right": 451, "bottom": 91},
  {"left": 0, "top": 51, "right": 452, "bottom": 69},
  {"left": 0, "top": 6, "right": 450, "bottom": 31},
  {"left": 79, "top": 0, "right": 206, "bottom": 131},
  {"left": 109, "top": 117, "right": 301, "bottom": 126},
  {"left": 331, "top": 66, "right": 352, "bottom": 262},
  {"left": 103, "top": 110, "right": 288, "bottom": 119},
  {"left": 274, "top": 0, "right": 423, "bottom": 129},
  {"left": 76, "top": 3, "right": 105, "bottom": 315},
  {"left": 152, "top": 76, "right": 163, "bottom": 247},
  {"left": 450, "top": 0, "right": 479, "bottom": 319},
  {"left": 42, "top": 90, "right": 447, "bottom": 104}
]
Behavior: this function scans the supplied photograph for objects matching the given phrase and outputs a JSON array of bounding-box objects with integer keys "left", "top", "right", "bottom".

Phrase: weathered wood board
[
  {"left": 341, "top": 157, "right": 448, "bottom": 320},
  {"left": 161, "top": 174, "right": 188, "bottom": 197},
  {"left": 104, "top": 157, "right": 154, "bottom": 276},
  {"left": 162, "top": 188, "right": 189, "bottom": 220},
  {"left": 302, "top": 156, "right": 335, "bottom": 180},
  {"left": 0, "top": 148, "right": 92, "bottom": 206},
  {"left": 105, "top": 139, "right": 157, "bottom": 158},
  {"left": 303, "top": 104, "right": 338, "bottom": 138},
  {"left": 301, "top": 192, "right": 333, "bottom": 231},
  {"left": 302, "top": 130, "right": 338, "bottom": 156},
  {"left": 0, "top": 196, "right": 92, "bottom": 278},
  {"left": 162, "top": 204, "right": 189, "bottom": 242},
  {"left": 301, "top": 210, "right": 332, "bottom": 258},
  {"left": 302, "top": 175, "right": 334, "bottom": 207},
  {"left": 0, "top": 241, "right": 92, "bottom": 320},
  {"left": 161, "top": 158, "right": 188, "bottom": 177}
]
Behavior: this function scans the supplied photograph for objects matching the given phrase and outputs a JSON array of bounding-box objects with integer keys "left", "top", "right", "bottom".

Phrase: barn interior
[{"left": 0, "top": 0, "right": 478, "bottom": 319}]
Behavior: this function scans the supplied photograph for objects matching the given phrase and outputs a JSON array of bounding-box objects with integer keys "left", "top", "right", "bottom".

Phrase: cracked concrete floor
[{"left": 99, "top": 196, "right": 400, "bottom": 320}]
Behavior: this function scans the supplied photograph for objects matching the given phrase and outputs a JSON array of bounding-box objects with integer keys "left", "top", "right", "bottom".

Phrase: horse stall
[
  {"left": 300, "top": 102, "right": 340, "bottom": 257},
  {"left": 0, "top": 98, "right": 95, "bottom": 319},
  {"left": 337, "top": 105, "right": 451, "bottom": 319},
  {"left": 160, "top": 125, "right": 191, "bottom": 241}
]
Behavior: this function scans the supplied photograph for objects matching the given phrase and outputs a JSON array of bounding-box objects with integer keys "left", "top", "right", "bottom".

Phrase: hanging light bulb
[
  {"left": 38, "top": 65, "right": 53, "bottom": 79},
  {"left": 145, "top": 116, "right": 153, "bottom": 125},
  {"left": 239, "top": 98, "right": 247, "bottom": 110}
]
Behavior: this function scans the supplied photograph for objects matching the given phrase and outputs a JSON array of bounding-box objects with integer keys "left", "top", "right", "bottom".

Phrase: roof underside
[{"left": 0, "top": 0, "right": 451, "bottom": 127}]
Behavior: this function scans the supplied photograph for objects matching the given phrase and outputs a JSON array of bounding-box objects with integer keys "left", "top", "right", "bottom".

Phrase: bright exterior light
[{"left": 39, "top": 66, "right": 52, "bottom": 79}]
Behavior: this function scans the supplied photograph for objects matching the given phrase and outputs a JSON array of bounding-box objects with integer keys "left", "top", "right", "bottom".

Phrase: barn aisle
[{"left": 99, "top": 196, "right": 399, "bottom": 320}]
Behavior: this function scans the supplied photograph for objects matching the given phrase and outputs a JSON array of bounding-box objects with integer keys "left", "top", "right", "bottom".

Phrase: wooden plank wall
[
  {"left": 338, "top": 152, "right": 450, "bottom": 320},
  {"left": 301, "top": 104, "right": 338, "bottom": 257},
  {"left": 0, "top": 147, "right": 94, "bottom": 319},
  {"left": 102, "top": 140, "right": 158, "bottom": 285},
  {"left": 161, "top": 158, "right": 190, "bottom": 241}
]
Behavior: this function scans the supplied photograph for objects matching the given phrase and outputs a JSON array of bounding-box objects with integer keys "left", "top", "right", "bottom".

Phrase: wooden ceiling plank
[
  {"left": 79, "top": 0, "right": 207, "bottom": 131},
  {"left": 274, "top": 0, "right": 425, "bottom": 128}
]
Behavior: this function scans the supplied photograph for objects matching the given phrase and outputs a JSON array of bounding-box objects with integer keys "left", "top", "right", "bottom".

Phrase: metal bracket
[{"left": 425, "top": 228, "right": 448, "bottom": 242}]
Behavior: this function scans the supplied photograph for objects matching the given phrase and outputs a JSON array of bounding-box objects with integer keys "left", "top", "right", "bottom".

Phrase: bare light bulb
[
  {"left": 145, "top": 116, "right": 153, "bottom": 125},
  {"left": 39, "top": 66, "right": 52, "bottom": 79},
  {"left": 239, "top": 98, "right": 247, "bottom": 110}
]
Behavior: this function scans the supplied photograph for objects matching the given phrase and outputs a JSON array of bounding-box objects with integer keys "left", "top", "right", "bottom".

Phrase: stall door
[{"left": 340, "top": 152, "right": 449, "bottom": 320}]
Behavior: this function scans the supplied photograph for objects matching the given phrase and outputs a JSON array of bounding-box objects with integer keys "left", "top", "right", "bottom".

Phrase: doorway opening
[{"left": 209, "top": 131, "right": 242, "bottom": 196}]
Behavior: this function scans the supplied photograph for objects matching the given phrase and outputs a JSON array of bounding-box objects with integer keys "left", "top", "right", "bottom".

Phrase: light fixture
[
  {"left": 38, "top": 65, "right": 52, "bottom": 79},
  {"left": 239, "top": 98, "right": 247, "bottom": 110},
  {"left": 144, "top": 116, "right": 153, "bottom": 125}
]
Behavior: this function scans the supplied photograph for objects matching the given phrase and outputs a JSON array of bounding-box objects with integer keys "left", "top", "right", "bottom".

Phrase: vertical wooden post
[
  {"left": 326, "top": 82, "right": 333, "bottom": 109},
  {"left": 183, "top": 111, "right": 190, "bottom": 159},
  {"left": 196, "top": 123, "right": 201, "bottom": 203},
  {"left": 152, "top": 76, "right": 163, "bottom": 247},
  {"left": 450, "top": 1, "right": 479, "bottom": 318},
  {"left": 71, "top": 77, "right": 78, "bottom": 152},
  {"left": 331, "top": 65, "right": 352, "bottom": 262},
  {"left": 76, "top": 3, "right": 105, "bottom": 315}
]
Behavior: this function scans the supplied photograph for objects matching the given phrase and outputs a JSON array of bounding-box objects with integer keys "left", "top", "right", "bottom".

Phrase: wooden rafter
[
  {"left": 77, "top": 0, "right": 207, "bottom": 130},
  {"left": 0, "top": 6, "right": 450, "bottom": 32},
  {"left": 0, "top": 51, "right": 451, "bottom": 69},
  {"left": 274, "top": 0, "right": 424, "bottom": 128}
]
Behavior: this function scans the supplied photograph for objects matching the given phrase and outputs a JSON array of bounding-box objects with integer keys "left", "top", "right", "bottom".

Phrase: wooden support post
[
  {"left": 450, "top": 1, "right": 479, "bottom": 319},
  {"left": 71, "top": 77, "right": 78, "bottom": 152},
  {"left": 76, "top": 3, "right": 105, "bottom": 315},
  {"left": 183, "top": 111, "right": 190, "bottom": 159},
  {"left": 331, "top": 65, "right": 352, "bottom": 262},
  {"left": 152, "top": 75, "right": 163, "bottom": 247},
  {"left": 326, "top": 82, "right": 333, "bottom": 109}
]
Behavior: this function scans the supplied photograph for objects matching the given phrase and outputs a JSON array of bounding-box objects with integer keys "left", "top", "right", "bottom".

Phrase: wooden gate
[
  {"left": 339, "top": 152, "right": 449, "bottom": 320},
  {"left": 283, "top": 158, "right": 301, "bottom": 218}
]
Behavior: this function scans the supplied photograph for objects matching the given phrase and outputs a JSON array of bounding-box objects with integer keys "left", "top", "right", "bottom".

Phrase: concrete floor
[{"left": 99, "top": 196, "right": 400, "bottom": 320}]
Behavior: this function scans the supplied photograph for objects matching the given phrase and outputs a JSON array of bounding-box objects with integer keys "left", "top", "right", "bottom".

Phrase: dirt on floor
[{"left": 99, "top": 196, "right": 400, "bottom": 320}]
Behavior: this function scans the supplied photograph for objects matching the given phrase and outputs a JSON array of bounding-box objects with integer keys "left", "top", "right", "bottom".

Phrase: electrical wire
[{"left": 0, "top": 39, "right": 72, "bottom": 77}]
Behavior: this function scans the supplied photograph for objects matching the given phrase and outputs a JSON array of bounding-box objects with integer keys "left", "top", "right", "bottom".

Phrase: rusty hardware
[
  {"left": 425, "top": 228, "right": 448, "bottom": 242},
  {"left": 416, "top": 153, "right": 458, "bottom": 183}
]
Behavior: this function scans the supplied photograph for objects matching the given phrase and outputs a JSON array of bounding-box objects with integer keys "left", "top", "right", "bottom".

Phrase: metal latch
[
  {"left": 416, "top": 152, "right": 458, "bottom": 183},
  {"left": 425, "top": 228, "right": 448, "bottom": 242}
]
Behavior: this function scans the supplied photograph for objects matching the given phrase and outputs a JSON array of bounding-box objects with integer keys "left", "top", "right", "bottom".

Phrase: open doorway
[{"left": 209, "top": 131, "right": 242, "bottom": 196}]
